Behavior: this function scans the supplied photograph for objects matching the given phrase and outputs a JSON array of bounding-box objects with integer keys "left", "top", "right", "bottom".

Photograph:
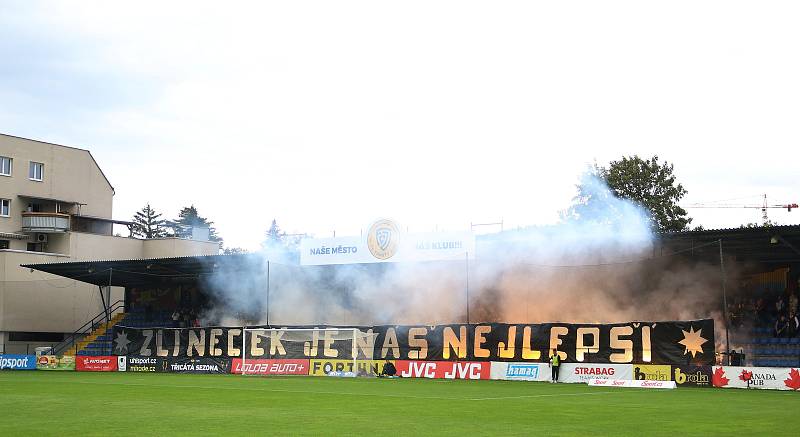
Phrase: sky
[{"left": 1, "top": 1, "right": 798, "bottom": 250}]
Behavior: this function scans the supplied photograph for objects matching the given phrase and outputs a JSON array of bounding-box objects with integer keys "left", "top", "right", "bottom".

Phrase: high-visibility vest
[{"left": 551, "top": 354, "right": 560, "bottom": 367}]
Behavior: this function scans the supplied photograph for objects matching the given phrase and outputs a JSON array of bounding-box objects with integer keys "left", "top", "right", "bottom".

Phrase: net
[{"left": 239, "top": 328, "right": 374, "bottom": 377}]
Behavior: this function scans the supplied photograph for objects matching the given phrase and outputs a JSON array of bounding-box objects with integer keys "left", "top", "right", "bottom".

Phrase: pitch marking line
[
  {"left": 469, "top": 390, "right": 618, "bottom": 401},
  {"left": 0, "top": 376, "right": 629, "bottom": 402}
]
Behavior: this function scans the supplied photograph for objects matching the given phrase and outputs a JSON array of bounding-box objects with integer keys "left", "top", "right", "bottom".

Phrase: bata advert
[{"left": 113, "top": 319, "right": 714, "bottom": 365}]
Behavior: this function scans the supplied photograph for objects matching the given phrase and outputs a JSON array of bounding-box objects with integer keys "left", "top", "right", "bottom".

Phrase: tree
[
  {"left": 599, "top": 155, "right": 691, "bottom": 232},
  {"left": 222, "top": 246, "right": 248, "bottom": 255},
  {"left": 131, "top": 203, "right": 168, "bottom": 239},
  {"left": 739, "top": 220, "right": 778, "bottom": 229},
  {"left": 261, "top": 219, "right": 286, "bottom": 250},
  {"left": 174, "top": 205, "right": 223, "bottom": 244}
]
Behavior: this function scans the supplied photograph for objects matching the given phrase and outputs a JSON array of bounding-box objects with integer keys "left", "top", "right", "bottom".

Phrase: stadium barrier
[
  {"left": 36, "top": 355, "right": 75, "bottom": 371},
  {"left": 712, "top": 366, "right": 800, "bottom": 391},
  {"left": 489, "top": 362, "right": 549, "bottom": 382},
  {"left": 76, "top": 356, "right": 118, "bottom": 372},
  {"left": 308, "top": 359, "right": 385, "bottom": 377},
  {"left": 557, "top": 364, "right": 634, "bottom": 384},
  {"left": 588, "top": 379, "right": 677, "bottom": 389},
  {"left": 62, "top": 355, "right": 799, "bottom": 392},
  {"left": 0, "top": 354, "right": 37, "bottom": 370},
  {"left": 486, "top": 363, "right": 718, "bottom": 387},
  {"left": 394, "top": 360, "right": 490, "bottom": 380},
  {"left": 233, "top": 358, "right": 309, "bottom": 375},
  {"left": 673, "top": 365, "right": 712, "bottom": 387}
]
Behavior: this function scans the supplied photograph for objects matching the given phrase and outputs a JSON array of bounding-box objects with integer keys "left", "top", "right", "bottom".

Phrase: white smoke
[{"left": 200, "top": 171, "right": 730, "bottom": 329}]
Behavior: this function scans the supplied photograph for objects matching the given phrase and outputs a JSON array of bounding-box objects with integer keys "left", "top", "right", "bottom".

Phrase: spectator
[
  {"left": 171, "top": 310, "right": 180, "bottom": 327},
  {"left": 754, "top": 298, "right": 766, "bottom": 324},
  {"left": 775, "top": 295, "right": 786, "bottom": 317},
  {"left": 788, "top": 311, "right": 800, "bottom": 338},
  {"left": 789, "top": 292, "right": 799, "bottom": 318},
  {"left": 775, "top": 315, "right": 789, "bottom": 338},
  {"left": 379, "top": 360, "right": 397, "bottom": 377}
]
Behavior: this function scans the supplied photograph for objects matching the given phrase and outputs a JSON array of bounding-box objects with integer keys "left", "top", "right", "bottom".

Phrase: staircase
[
  {"left": 67, "top": 312, "right": 126, "bottom": 356},
  {"left": 51, "top": 300, "right": 125, "bottom": 356}
]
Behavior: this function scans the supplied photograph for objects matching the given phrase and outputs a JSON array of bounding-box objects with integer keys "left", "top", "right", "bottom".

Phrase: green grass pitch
[{"left": 1, "top": 371, "right": 799, "bottom": 436}]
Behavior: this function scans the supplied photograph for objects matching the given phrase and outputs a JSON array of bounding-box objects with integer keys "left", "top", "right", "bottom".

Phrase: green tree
[
  {"left": 261, "top": 219, "right": 286, "bottom": 249},
  {"left": 739, "top": 220, "right": 778, "bottom": 229},
  {"left": 600, "top": 155, "right": 691, "bottom": 232},
  {"left": 174, "top": 205, "right": 223, "bottom": 244},
  {"left": 222, "top": 246, "right": 248, "bottom": 255},
  {"left": 131, "top": 203, "right": 168, "bottom": 239}
]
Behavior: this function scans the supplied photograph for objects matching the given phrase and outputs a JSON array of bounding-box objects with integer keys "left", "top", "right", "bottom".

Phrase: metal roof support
[
  {"left": 719, "top": 240, "right": 730, "bottom": 365},
  {"left": 775, "top": 235, "right": 800, "bottom": 257}
]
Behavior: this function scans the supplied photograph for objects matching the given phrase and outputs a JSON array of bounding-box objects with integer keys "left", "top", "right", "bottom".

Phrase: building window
[
  {"left": 0, "top": 156, "right": 11, "bottom": 176},
  {"left": 0, "top": 199, "right": 9, "bottom": 217},
  {"left": 0, "top": 240, "right": 9, "bottom": 249},
  {"left": 27, "top": 242, "right": 43, "bottom": 252},
  {"left": 29, "top": 161, "right": 44, "bottom": 181}
]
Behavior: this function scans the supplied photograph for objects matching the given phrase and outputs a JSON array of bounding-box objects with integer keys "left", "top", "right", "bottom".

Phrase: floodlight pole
[
  {"left": 465, "top": 252, "right": 470, "bottom": 325},
  {"left": 266, "top": 261, "right": 270, "bottom": 328},
  {"left": 719, "top": 240, "right": 731, "bottom": 365}
]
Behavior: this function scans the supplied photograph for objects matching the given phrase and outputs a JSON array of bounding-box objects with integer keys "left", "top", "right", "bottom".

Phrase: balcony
[{"left": 21, "top": 212, "right": 71, "bottom": 233}]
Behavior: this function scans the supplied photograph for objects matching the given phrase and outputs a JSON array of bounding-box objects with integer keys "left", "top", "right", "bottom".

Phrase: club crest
[{"left": 367, "top": 219, "right": 400, "bottom": 260}]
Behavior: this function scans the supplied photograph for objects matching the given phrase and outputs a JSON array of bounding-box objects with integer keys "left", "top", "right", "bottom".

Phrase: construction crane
[{"left": 686, "top": 194, "right": 798, "bottom": 225}]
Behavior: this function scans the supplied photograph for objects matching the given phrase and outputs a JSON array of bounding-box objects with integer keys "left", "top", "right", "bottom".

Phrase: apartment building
[{"left": 0, "top": 133, "right": 219, "bottom": 353}]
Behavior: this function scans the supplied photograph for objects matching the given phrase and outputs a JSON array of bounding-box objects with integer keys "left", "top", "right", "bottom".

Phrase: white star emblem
[{"left": 114, "top": 330, "right": 131, "bottom": 354}]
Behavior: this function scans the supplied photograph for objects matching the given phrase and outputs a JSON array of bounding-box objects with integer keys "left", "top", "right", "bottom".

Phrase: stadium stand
[{"left": 74, "top": 310, "right": 181, "bottom": 356}]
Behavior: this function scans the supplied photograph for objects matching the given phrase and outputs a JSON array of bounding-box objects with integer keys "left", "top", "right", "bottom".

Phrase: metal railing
[{"left": 51, "top": 300, "right": 125, "bottom": 356}]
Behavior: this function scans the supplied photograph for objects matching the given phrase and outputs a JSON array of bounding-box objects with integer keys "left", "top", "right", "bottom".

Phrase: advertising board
[
  {"left": 712, "top": 366, "right": 800, "bottom": 391},
  {"left": 588, "top": 379, "right": 676, "bottom": 389},
  {"left": 395, "top": 360, "right": 490, "bottom": 380},
  {"left": 0, "top": 354, "right": 37, "bottom": 370},
  {"left": 36, "top": 355, "right": 75, "bottom": 371},
  {"left": 559, "top": 363, "right": 633, "bottom": 383},
  {"left": 232, "top": 359, "right": 309, "bottom": 375},
  {"left": 489, "top": 362, "right": 549, "bottom": 382},
  {"left": 76, "top": 356, "right": 118, "bottom": 372},
  {"left": 308, "top": 359, "right": 387, "bottom": 376}
]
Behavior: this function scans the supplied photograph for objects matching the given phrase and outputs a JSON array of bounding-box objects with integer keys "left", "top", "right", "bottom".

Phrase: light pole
[{"left": 719, "top": 239, "right": 730, "bottom": 364}]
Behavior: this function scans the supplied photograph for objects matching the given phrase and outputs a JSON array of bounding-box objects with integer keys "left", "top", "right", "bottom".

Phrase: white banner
[
  {"left": 588, "top": 379, "right": 676, "bottom": 389},
  {"left": 712, "top": 366, "right": 800, "bottom": 391},
  {"left": 559, "top": 363, "right": 634, "bottom": 384},
  {"left": 300, "top": 222, "right": 475, "bottom": 265},
  {"left": 490, "top": 362, "right": 550, "bottom": 382}
]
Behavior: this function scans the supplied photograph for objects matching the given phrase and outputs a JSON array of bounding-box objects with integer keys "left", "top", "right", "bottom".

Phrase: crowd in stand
[
  {"left": 171, "top": 307, "right": 201, "bottom": 328},
  {"left": 773, "top": 290, "right": 799, "bottom": 338},
  {"left": 727, "top": 278, "right": 800, "bottom": 338}
]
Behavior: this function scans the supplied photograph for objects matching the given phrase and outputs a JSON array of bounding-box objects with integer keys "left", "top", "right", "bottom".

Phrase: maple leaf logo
[
  {"left": 712, "top": 366, "right": 729, "bottom": 387},
  {"left": 738, "top": 370, "right": 753, "bottom": 382},
  {"left": 784, "top": 368, "right": 800, "bottom": 391}
]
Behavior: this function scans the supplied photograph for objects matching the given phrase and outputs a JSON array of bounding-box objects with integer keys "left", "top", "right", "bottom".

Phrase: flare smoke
[{"left": 200, "top": 173, "right": 730, "bottom": 327}]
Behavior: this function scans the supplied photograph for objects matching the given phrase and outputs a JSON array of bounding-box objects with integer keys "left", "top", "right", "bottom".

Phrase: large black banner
[{"left": 112, "top": 319, "right": 714, "bottom": 365}]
